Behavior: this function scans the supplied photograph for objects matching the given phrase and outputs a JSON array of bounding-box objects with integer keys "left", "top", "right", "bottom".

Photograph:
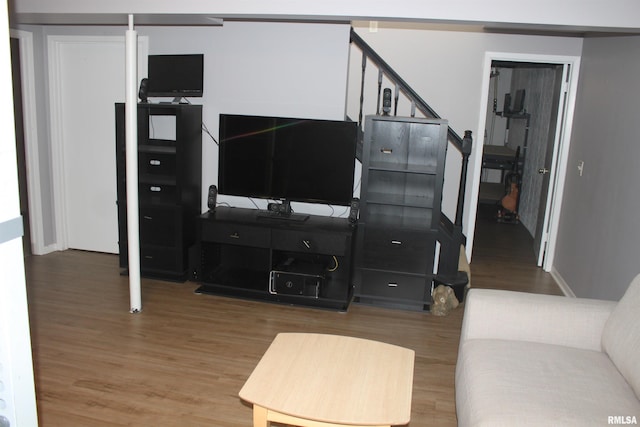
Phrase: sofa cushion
[
  {"left": 602, "top": 273, "right": 640, "bottom": 400},
  {"left": 456, "top": 339, "right": 640, "bottom": 426}
]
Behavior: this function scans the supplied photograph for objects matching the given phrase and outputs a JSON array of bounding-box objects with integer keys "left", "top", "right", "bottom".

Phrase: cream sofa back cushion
[{"left": 602, "top": 273, "right": 640, "bottom": 399}]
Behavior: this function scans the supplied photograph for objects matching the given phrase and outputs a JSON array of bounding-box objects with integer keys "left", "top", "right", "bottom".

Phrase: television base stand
[
  {"left": 256, "top": 210, "right": 309, "bottom": 222},
  {"left": 259, "top": 200, "right": 309, "bottom": 222}
]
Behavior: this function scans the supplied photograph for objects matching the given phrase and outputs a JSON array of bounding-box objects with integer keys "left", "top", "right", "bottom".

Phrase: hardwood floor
[{"left": 24, "top": 207, "right": 561, "bottom": 426}]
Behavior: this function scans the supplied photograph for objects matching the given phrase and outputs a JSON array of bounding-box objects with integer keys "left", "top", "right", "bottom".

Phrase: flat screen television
[
  {"left": 147, "top": 54, "right": 204, "bottom": 98},
  {"left": 218, "top": 114, "right": 358, "bottom": 209}
]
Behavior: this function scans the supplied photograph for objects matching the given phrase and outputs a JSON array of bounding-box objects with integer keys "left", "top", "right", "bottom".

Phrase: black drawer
[
  {"left": 201, "top": 222, "right": 271, "bottom": 248},
  {"left": 139, "top": 151, "right": 177, "bottom": 177},
  {"left": 360, "top": 227, "right": 435, "bottom": 274},
  {"left": 140, "top": 206, "right": 181, "bottom": 246},
  {"left": 140, "top": 245, "right": 183, "bottom": 273},
  {"left": 139, "top": 183, "right": 178, "bottom": 204},
  {"left": 360, "top": 203, "right": 435, "bottom": 229},
  {"left": 271, "top": 229, "right": 347, "bottom": 256},
  {"left": 368, "top": 119, "right": 441, "bottom": 171},
  {"left": 359, "top": 270, "right": 428, "bottom": 301}
]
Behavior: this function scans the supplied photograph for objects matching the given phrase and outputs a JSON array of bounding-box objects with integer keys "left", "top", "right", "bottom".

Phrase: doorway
[
  {"left": 48, "top": 35, "right": 148, "bottom": 254},
  {"left": 470, "top": 53, "right": 581, "bottom": 272}
]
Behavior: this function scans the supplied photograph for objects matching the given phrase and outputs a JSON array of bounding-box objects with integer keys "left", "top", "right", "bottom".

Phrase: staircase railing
[
  {"left": 350, "top": 28, "right": 472, "bottom": 286},
  {"left": 350, "top": 29, "right": 467, "bottom": 151}
]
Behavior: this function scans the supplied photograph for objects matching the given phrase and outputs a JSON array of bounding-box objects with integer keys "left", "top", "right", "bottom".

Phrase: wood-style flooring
[{"left": 24, "top": 207, "right": 562, "bottom": 426}]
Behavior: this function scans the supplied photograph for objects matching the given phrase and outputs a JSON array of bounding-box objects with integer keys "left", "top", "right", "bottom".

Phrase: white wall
[
  {"left": 553, "top": 35, "right": 640, "bottom": 301},
  {"left": 347, "top": 23, "right": 583, "bottom": 241},
  {"left": 19, "top": 21, "right": 353, "bottom": 249},
  {"left": 183, "top": 22, "right": 352, "bottom": 215},
  {"left": 136, "top": 21, "right": 353, "bottom": 215}
]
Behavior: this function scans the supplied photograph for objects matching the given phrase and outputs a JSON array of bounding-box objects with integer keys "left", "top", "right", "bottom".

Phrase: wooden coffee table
[{"left": 239, "top": 333, "right": 415, "bottom": 427}]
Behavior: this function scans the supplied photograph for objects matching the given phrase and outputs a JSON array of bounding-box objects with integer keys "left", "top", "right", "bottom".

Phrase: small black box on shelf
[{"left": 269, "top": 258, "right": 325, "bottom": 298}]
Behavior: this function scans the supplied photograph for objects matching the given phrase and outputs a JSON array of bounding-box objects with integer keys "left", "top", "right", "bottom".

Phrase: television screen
[
  {"left": 218, "top": 114, "right": 357, "bottom": 206},
  {"left": 147, "top": 54, "right": 204, "bottom": 98}
]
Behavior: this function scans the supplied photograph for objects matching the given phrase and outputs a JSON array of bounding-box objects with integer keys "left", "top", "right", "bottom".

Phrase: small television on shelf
[
  {"left": 147, "top": 54, "right": 204, "bottom": 99},
  {"left": 218, "top": 114, "right": 358, "bottom": 212}
]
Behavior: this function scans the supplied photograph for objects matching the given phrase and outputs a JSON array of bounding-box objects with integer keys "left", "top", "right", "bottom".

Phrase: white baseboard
[
  {"left": 32, "top": 243, "right": 60, "bottom": 256},
  {"left": 551, "top": 267, "right": 576, "bottom": 297}
]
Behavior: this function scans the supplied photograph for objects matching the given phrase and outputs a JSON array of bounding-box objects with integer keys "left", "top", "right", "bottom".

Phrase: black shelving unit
[
  {"left": 354, "top": 115, "right": 448, "bottom": 310},
  {"left": 479, "top": 111, "right": 529, "bottom": 223},
  {"left": 115, "top": 103, "right": 202, "bottom": 281}
]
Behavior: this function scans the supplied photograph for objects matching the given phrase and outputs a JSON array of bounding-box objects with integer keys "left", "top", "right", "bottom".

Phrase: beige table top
[{"left": 239, "top": 332, "right": 415, "bottom": 426}]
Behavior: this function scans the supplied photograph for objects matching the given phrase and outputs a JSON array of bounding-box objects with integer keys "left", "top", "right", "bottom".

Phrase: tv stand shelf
[{"left": 194, "top": 207, "right": 355, "bottom": 311}]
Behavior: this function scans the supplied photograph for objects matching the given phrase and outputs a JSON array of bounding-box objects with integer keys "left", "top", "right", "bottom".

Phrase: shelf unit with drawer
[
  {"left": 194, "top": 207, "right": 355, "bottom": 311},
  {"left": 115, "top": 103, "right": 202, "bottom": 281},
  {"left": 354, "top": 115, "right": 448, "bottom": 310}
]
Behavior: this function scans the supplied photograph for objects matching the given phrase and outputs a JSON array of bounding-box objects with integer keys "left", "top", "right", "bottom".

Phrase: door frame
[
  {"left": 48, "top": 34, "right": 148, "bottom": 251},
  {"left": 9, "top": 30, "right": 47, "bottom": 254},
  {"left": 467, "top": 51, "right": 581, "bottom": 272}
]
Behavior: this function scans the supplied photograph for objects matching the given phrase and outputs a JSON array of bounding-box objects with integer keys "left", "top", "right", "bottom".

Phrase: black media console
[{"left": 194, "top": 207, "right": 356, "bottom": 311}]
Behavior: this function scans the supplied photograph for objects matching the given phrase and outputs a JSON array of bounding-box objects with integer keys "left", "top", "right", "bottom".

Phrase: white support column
[{"left": 125, "top": 15, "right": 141, "bottom": 313}]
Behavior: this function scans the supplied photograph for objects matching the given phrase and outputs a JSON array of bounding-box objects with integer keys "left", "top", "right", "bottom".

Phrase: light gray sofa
[{"left": 455, "top": 274, "right": 640, "bottom": 426}]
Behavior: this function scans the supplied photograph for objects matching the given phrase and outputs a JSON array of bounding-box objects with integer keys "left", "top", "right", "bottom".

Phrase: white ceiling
[{"left": 9, "top": 0, "right": 640, "bottom": 36}]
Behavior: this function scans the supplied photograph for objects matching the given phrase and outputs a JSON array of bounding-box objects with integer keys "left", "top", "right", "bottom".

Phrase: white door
[
  {"left": 49, "top": 36, "right": 148, "bottom": 253},
  {"left": 533, "top": 65, "right": 568, "bottom": 265}
]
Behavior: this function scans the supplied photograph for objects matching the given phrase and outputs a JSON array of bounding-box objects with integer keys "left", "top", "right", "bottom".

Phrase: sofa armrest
[{"left": 459, "top": 288, "right": 617, "bottom": 351}]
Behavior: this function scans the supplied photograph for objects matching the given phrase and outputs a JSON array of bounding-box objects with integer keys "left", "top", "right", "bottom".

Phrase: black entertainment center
[
  {"left": 116, "top": 53, "right": 452, "bottom": 312},
  {"left": 194, "top": 207, "right": 355, "bottom": 310},
  {"left": 194, "top": 113, "right": 359, "bottom": 310},
  {"left": 116, "top": 75, "right": 360, "bottom": 308}
]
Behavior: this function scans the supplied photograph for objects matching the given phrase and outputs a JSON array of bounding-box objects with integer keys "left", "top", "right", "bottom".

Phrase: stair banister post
[
  {"left": 376, "top": 69, "right": 383, "bottom": 115},
  {"left": 455, "top": 130, "right": 473, "bottom": 227},
  {"left": 358, "top": 52, "right": 366, "bottom": 129},
  {"left": 434, "top": 130, "right": 472, "bottom": 290}
]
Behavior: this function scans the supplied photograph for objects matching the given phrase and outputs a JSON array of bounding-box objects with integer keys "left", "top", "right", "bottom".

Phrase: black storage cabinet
[
  {"left": 115, "top": 103, "right": 202, "bottom": 281},
  {"left": 354, "top": 115, "right": 448, "bottom": 310}
]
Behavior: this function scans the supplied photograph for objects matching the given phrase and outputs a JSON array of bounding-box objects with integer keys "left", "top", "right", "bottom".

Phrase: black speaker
[
  {"left": 207, "top": 185, "right": 217, "bottom": 211},
  {"left": 503, "top": 93, "right": 512, "bottom": 114},
  {"left": 348, "top": 197, "right": 360, "bottom": 224},
  {"left": 382, "top": 88, "right": 392, "bottom": 115},
  {"left": 138, "top": 78, "right": 149, "bottom": 103}
]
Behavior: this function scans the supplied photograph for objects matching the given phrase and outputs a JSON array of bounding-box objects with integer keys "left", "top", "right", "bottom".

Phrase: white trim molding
[
  {"left": 9, "top": 29, "right": 49, "bottom": 254},
  {"left": 46, "top": 35, "right": 68, "bottom": 251},
  {"left": 551, "top": 266, "right": 576, "bottom": 297}
]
